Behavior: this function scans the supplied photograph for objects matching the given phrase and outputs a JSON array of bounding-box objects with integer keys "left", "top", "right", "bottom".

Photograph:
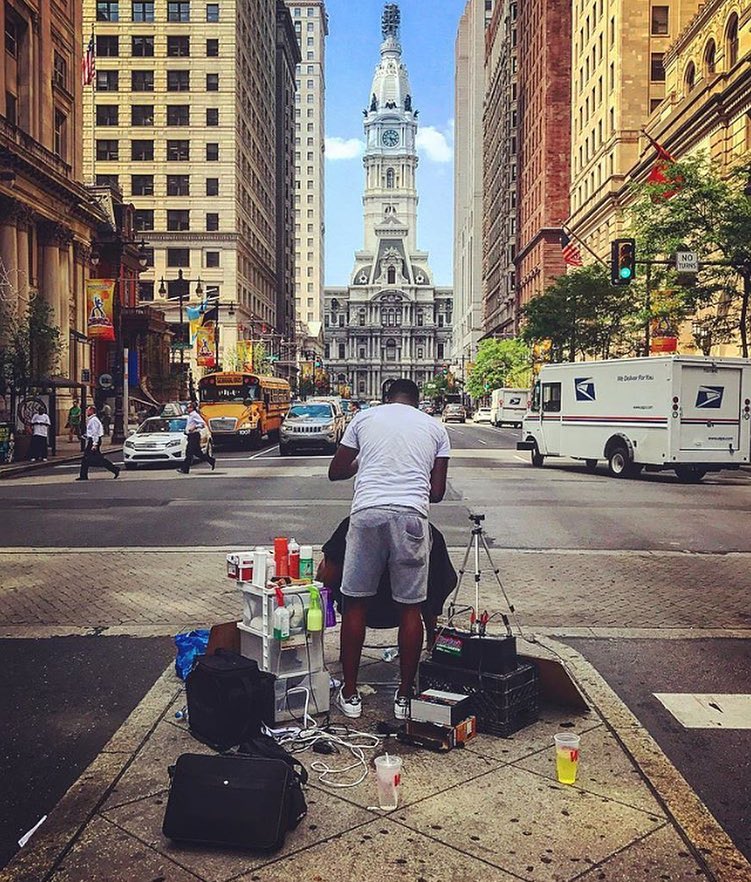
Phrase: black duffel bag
[
  {"left": 163, "top": 753, "right": 302, "bottom": 851},
  {"left": 185, "top": 649, "right": 275, "bottom": 751}
]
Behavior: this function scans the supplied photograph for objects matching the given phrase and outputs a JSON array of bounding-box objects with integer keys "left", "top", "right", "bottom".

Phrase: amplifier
[{"left": 431, "top": 627, "right": 517, "bottom": 674}]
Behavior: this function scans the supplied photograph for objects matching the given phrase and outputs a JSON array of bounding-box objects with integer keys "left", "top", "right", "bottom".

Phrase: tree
[
  {"left": 465, "top": 338, "right": 532, "bottom": 399},
  {"left": 0, "top": 298, "right": 61, "bottom": 390},
  {"left": 521, "top": 265, "right": 641, "bottom": 362},
  {"left": 420, "top": 374, "right": 449, "bottom": 401},
  {"left": 629, "top": 155, "right": 751, "bottom": 357}
]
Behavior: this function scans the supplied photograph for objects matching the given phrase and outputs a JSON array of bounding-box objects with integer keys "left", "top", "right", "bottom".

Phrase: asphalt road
[{"left": 564, "top": 637, "right": 751, "bottom": 863}]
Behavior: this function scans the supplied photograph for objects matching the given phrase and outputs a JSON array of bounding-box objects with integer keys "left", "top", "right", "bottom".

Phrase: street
[{"left": 1, "top": 420, "right": 750, "bottom": 869}]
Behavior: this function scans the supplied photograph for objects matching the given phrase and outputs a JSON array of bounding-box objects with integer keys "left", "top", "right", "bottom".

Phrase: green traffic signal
[
  {"left": 611, "top": 238, "right": 636, "bottom": 286},
  {"left": 619, "top": 267, "right": 632, "bottom": 279}
]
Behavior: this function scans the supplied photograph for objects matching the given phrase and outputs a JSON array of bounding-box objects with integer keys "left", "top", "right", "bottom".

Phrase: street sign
[
  {"left": 81, "top": 369, "right": 91, "bottom": 383},
  {"left": 675, "top": 251, "right": 699, "bottom": 273},
  {"left": 99, "top": 373, "right": 113, "bottom": 389}
]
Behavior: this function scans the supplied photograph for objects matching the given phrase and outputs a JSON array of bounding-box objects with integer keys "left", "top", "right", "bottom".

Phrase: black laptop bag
[
  {"left": 162, "top": 753, "right": 298, "bottom": 851},
  {"left": 185, "top": 649, "right": 275, "bottom": 751}
]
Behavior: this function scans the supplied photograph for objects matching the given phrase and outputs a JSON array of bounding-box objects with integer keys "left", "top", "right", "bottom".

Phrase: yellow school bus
[{"left": 197, "top": 372, "right": 291, "bottom": 447}]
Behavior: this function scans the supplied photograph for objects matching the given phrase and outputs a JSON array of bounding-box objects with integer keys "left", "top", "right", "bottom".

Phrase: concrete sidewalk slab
[{"left": 5, "top": 637, "right": 749, "bottom": 882}]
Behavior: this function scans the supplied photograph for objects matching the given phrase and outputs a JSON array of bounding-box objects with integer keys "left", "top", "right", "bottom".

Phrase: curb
[
  {"left": 0, "top": 448, "right": 123, "bottom": 479},
  {"left": 538, "top": 636, "right": 751, "bottom": 882},
  {"left": 0, "top": 664, "right": 181, "bottom": 882}
]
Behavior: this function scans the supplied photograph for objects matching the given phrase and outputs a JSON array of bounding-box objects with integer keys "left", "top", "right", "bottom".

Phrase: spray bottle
[
  {"left": 306, "top": 585, "right": 323, "bottom": 632},
  {"left": 300, "top": 545, "right": 314, "bottom": 580},
  {"left": 288, "top": 538, "right": 300, "bottom": 579},
  {"left": 273, "top": 585, "right": 290, "bottom": 641}
]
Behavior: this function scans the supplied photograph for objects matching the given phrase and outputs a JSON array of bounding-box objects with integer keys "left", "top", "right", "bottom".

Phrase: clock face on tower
[{"left": 381, "top": 129, "right": 400, "bottom": 147}]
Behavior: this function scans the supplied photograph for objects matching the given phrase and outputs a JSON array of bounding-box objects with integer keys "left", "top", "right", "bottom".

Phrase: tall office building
[
  {"left": 482, "top": 0, "right": 518, "bottom": 337},
  {"left": 285, "top": 0, "right": 327, "bottom": 333},
  {"left": 453, "top": 0, "right": 493, "bottom": 374},
  {"left": 83, "top": 0, "right": 288, "bottom": 375},
  {"left": 515, "top": 0, "right": 572, "bottom": 311}
]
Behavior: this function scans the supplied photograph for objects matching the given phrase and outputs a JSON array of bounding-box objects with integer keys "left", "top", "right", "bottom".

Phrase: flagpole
[{"left": 560, "top": 222, "right": 609, "bottom": 269}]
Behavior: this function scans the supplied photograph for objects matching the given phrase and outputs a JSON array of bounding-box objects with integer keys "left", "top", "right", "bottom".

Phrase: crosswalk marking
[{"left": 653, "top": 693, "right": 751, "bottom": 729}]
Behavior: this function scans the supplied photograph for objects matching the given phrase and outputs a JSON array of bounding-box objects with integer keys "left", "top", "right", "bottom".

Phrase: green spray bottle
[{"left": 306, "top": 585, "right": 323, "bottom": 632}]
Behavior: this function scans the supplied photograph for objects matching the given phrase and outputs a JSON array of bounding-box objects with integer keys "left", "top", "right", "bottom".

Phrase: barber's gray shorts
[{"left": 341, "top": 506, "right": 431, "bottom": 605}]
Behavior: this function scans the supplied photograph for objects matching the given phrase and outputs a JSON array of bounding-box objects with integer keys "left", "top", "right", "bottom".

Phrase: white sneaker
[
  {"left": 336, "top": 687, "right": 362, "bottom": 719},
  {"left": 394, "top": 690, "right": 410, "bottom": 721}
]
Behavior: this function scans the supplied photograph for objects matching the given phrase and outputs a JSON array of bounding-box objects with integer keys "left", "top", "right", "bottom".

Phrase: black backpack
[
  {"left": 185, "top": 649, "right": 275, "bottom": 751},
  {"left": 238, "top": 733, "right": 308, "bottom": 830}
]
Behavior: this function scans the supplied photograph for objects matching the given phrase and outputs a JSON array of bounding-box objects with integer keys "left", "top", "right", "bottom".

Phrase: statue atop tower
[{"left": 381, "top": 4, "right": 400, "bottom": 41}]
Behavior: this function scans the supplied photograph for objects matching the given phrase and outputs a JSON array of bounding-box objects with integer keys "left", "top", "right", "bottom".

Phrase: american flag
[
  {"left": 81, "top": 34, "right": 95, "bottom": 86},
  {"left": 561, "top": 232, "right": 583, "bottom": 267}
]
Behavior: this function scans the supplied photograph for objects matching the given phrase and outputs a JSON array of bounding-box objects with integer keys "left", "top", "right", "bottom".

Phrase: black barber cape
[{"left": 322, "top": 517, "right": 457, "bottom": 628}]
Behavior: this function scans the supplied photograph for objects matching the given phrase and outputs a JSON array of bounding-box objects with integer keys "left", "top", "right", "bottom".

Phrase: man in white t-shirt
[
  {"left": 30, "top": 410, "right": 51, "bottom": 461},
  {"left": 328, "top": 378, "right": 451, "bottom": 720}
]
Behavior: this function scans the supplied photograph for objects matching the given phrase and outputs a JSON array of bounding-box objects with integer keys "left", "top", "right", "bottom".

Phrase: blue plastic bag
[{"left": 174, "top": 629, "right": 210, "bottom": 680}]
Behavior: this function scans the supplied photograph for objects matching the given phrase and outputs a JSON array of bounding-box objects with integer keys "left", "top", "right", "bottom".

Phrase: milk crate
[{"left": 237, "top": 621, "right": 324, "bottom": 678}]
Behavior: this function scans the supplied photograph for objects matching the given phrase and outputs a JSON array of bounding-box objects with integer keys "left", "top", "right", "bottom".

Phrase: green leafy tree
[
  {"left": 420, "top": 374, "right": 449, "bottom": 402},
  {"left": 0, "top": 297, "right": 61, "bottom": 388},
  {"left": 629, "top": 155, "right": 751, "bottom": 356},
  {"left": 465, "top": 338, "right": 532, "bottom": 399},
  {"left": 521, "top": 265, "right": 641, "bottom": 362}
]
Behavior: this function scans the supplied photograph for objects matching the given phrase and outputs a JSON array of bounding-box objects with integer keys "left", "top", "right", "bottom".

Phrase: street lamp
[{"left": 158, "top": 269, "right": 203, "bottom": 392}]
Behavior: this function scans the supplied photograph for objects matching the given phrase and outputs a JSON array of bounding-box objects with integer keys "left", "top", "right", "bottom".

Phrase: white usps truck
[
  {"left": 490, "top": 388, "right": 530, "bottom": 428},
  {"left": 517, "top": 356, "right": 751, "bottom": 481}
]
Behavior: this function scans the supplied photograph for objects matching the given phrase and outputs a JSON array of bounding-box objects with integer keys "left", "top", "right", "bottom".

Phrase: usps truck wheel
[
  {"left": 531, "top": 443, "right": 544, "bottom": 468},
  {"left": 607, "top": 444, "right": 631, "bottom": 478}
]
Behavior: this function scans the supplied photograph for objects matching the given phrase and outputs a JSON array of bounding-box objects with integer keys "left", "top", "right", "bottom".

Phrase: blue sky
[{"left": 323, "top": 0, "right": 466, "bottom": 286}]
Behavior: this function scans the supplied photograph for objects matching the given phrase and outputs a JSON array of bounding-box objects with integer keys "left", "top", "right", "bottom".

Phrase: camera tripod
[{"left": 446, "top": 513, "right": 525, "bottom": 639}]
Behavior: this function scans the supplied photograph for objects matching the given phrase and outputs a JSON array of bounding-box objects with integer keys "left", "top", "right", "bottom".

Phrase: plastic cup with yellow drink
[{"left": 554, "top": 733, "right": 581, "bottom": 784}]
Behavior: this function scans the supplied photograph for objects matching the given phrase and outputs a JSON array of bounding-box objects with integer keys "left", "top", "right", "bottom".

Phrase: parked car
[
  {"left": 279, "top": 401, "right": 343, "bottom": 456},
  {"left": 442, "top": 404, "right": 467, "bottom": 423},
  {"left": 123, "top": 415, "right": 212, "bottom": 469},
  {"left": 473, "top": 407, "right": 493, "bottom": 424}
]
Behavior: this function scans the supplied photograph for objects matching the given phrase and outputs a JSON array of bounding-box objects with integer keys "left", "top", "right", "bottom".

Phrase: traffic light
[{"left": 611, "top": 238, "right": 636, "bottom": 286}]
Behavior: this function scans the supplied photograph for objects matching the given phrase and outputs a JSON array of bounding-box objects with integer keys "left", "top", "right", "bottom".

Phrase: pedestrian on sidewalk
[
  {"left": 177, "top": 401, "right": 216, "bottom": 474},
  {"left": 29, "top": 410, "right": 51, "bottom": 461},
  {"left": 76, "top": 406, "right": 120, "bottom": 481},
  {"left": 328, "top": 378, "right": 450, "bottom": 720},
  {"left": 66, "top": 399, "right": 81, "bottom": 444},
  {"left": 101, "top": 402, "right": 112, "bottom": 436}
]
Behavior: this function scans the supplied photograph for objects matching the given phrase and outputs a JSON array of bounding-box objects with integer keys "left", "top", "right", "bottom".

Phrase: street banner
[
  {"left": 187, "top": 305, "right": 203, "bottom": 344},
  {"left": 300, "top": 361, "right": 314, "bottom": 381},
  {"left": 236, "top": 340, "right": 254, "bottom": 372},
  {"left": 86, "top": 280, "right": 116, "bottom": 341},
  {"left": 650, "top": 290, "right": 679, "bottom": 354},
  {"left": 196, "top": 323, "right": 216, "bottom": 367}
]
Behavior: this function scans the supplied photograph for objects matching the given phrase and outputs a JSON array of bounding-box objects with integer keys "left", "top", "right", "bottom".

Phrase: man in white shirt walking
[
  {"left": 177, "top": 401, "right": 216, "bottom": 474},
  {"left": 76, "top": 406, "right": 120, "bottom": 480},
  {"left": 29, "top": 410, "right": 51, "bottom": 461},
  {"left": 328, "top": 378, "right": 450, "bottom": 720}
]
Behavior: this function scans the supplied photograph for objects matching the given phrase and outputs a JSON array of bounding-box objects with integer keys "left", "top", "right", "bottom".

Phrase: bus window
[{"left": 200, "top": 384, "right": 259, "bottom": 403}]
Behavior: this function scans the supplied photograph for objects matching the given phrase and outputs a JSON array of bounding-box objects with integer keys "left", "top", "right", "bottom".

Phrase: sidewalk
[
  {"left": 0, "top": 438, "right": 122, "bottom": 480},
  {"left": 3, "top": 635, "right": 749, "bottom": 882}
]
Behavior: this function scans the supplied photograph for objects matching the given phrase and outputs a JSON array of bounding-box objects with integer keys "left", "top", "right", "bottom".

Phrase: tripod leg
[
  {"left": 479, "top": 532, "right": 525, "bottom": 638},
  {"left": 446, "top": 536, "right": 474, "bottom": 623}
]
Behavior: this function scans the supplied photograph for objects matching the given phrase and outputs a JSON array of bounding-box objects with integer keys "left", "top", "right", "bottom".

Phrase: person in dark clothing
[{"left": 316, "top": 517, "right": 457, "bottom": 650}]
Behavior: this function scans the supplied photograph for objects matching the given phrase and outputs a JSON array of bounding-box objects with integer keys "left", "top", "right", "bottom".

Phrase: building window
[
  {"left": 206, "top": 143, "right": 219, "bottom": 161},
  {"left": 206, "top": 107, "right": 219, "bottom": 126},
  {"left": 53, "top": 110, "right": 67, "bottom": 159},
  {"left": 167, "top": 248, "right": 190, "bottom": 268},
  {"left": 131, "top": 70, "right": 154, "bottom": 91},
  {"left": 206, "top": 3, "right": 219, "bottom": 22},
  {"left": 650, "top": 97, "right": 661, "bottom": 114},
  {"left": 704, "top": 40, "right": 716, "bottom": 76},
  {"left": 134, "top": 209, "right": 154, "bottom": 231},
  {"left": 651, "top": 6, "right": 668, "bottom": 35},
  {"left": 206, "top": 212, "right": 219, "bottom": 231},
  {"left": 338, "top": 344, "right": 346, "bottom": 359},
  {"left": 650, "top": 53, "right": 665, "bottom": 82},
  {"left": 206, "top": 73, "right": 219, "bottom": 91},
  {"left": 166, "top": 105, "right": 190, "bottom": 126},
  {"left": 167, "top": 1, "right": 190, "bottom": 22},
  {"left": 205, "top": 251, "right": 220, "bottom": 268},
  {"left": 684, "top": 61, "right": 696, "bottom": 94},
  {"left": 53, "top": 52, "right": 68, "bottom": 90},
  {"left": 4, "top": 16, "right": 18, "bottom": 57},
  {"left": 167, "top": 140, "right": 189, "bottom": 161},
  {"left": 167, "top": 174, "right": 190, "bottom": 195},
  {"left": 726, "top": 14, "right": 739, "bottom": 68},
  {"left": 141, "top": 247, "right": 154, "bottom": 268},
  {"left": 96, "top": 70, "right": 119, "bottom": 91},
  {"left": 96, "top": 35, "right": 119, "bottom": 57},
  {"left": 96, "top": 173, "right": 118, "bottom": 187},
  {"left": 167, "top": 209, "right": 190, "bottom": 231},
  {"left": 138, "top": 281, "right": 154, "bottom": 302},
  {"left": 206, "top": 38, "right": 219, "bottom": 57},
  {"left": 386, "top": 168, "right": 395, "bottom": 188},
  {"left": 387, "top": 267, "right": 396, "bottom": 284},
  {"left": 206, "top": 178, "right": 219, "bottom": 196},
  {"left": 131, "top": 174, "right": 154, "bottom": 195},
  {"left": 385, "top": 339, "right": 397, "bottom": 361},
  {"left": 131, "top": 140, "right": 154, "bottom": 161},
  {"left": 96, "top": 139, "right": 119, "bottom": 160},
  {"left": 96, "top": 1, "right": 119, "bottom": 22},
  {"left": 96, "top": 104, "right": 119, "bottom": 126},
  {"left": 132, "top": 1, "right": 154, "bottom": 22},
  {"left": 167, "top": 36, "right": 190, "bottom": 58},
  {"left": 131, "top": 104, "right": 154, "bottom": 126},
  {"left": 132, "top": 35, "right": 154, "bottom": 57},
  {"left": 167, "top": 70, "right": 190, "bottom": 91}
]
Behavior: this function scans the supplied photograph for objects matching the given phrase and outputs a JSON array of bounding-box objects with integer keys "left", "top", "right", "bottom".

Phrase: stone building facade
[
  {"left": 323, "top": 4, "right": 452, "bottom": 401},
  {"left": 1, "top": 0, "right": 103, "bottom": 426}
]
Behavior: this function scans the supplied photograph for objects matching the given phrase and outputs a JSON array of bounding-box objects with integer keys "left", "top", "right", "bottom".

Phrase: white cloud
[
  {"left": 416, "top": 126, "right": 453, "bottom": 163},
  {"left": 325, "top": 137, "right": 365, "bottom": 160}
]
